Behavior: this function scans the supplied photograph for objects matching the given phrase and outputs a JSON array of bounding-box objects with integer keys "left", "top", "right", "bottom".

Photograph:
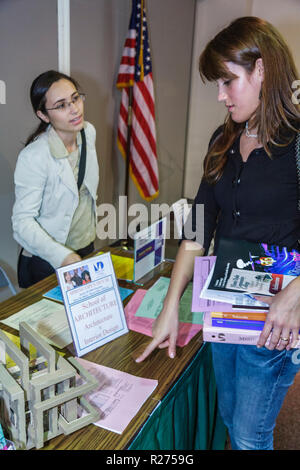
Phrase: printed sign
[
  {"left": 56, "top": 252, "right": 128, "bottom": 357},
  {"left": 133, "top": 218, "right": 166, "bottom": 282}
]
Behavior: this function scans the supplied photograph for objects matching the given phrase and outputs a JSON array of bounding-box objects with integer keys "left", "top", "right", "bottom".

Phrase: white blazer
[{"left": 12, "top": 121, "right": 99, "bottom": 268}]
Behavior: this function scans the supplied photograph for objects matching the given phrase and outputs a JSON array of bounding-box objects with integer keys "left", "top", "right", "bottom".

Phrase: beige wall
[
  {"left": 183, "top": 0, "right": 300, "bottom": 199},
  {"left": 0, "top": 0, "right": 58, "bottom": 299}
]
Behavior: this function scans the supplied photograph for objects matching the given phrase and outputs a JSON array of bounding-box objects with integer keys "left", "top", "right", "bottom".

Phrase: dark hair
[
  {"left": 25, "top": 70, "right": 80, "bottom": 146},
  {"left": 81, "top": 270, "right": 91, "bottom": 281},
  {"left": 199, "top": 16, "right": 300, "bottom": 183}
]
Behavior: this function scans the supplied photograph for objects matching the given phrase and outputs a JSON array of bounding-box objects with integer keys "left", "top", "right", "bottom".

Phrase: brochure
[
  {"left": 134, "top": 276, "right": 203, "bottom": 324},
  {"left": 56, "top": 252, "right": 129, "bottom": 357},
  {"left": 133, "top": 217, "right": 167, "bottom": 282},
  {"left": 200, "top": 238, "right": 300, "bottom": 307},
  {"left": 192, "top": 256, "right": 269, "bottom": 312}
]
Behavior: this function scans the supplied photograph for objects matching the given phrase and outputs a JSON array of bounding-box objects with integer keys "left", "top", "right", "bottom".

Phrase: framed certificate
[{"left": 56, "top": 252, "right": 129, "bottom": 357}]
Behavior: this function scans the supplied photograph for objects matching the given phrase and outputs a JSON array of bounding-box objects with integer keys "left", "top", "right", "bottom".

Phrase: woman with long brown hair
[{"left": 135, "top": 17, "right": 300, "bottom": 450}]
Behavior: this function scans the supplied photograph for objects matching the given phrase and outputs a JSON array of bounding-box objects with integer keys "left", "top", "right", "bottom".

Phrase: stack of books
[
  {"left": 203, "top": 310, "right": 270, "bottom": 346},
  {"left": 194, "top": 237, "right": 300, "bottom": 347}
]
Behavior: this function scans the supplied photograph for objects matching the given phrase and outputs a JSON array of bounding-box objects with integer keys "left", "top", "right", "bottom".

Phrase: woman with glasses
[
  {"left": 12, "top": 70, "right": 99, "bottom": 288},
  {"left": 135, "top": 17, "right": 300, "bottom": 450}
]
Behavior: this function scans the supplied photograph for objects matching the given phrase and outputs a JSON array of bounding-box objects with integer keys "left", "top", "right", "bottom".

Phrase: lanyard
[{"left": 77, "top": 128, "right": 86, "bottom": 191}]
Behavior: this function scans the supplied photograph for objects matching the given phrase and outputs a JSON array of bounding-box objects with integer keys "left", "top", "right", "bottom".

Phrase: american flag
[{"left": 117, "top": 0, "right": 159, "bottom": 201}]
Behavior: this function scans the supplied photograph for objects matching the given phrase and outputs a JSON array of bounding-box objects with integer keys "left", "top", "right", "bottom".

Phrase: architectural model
[{"left": 0, "top": 322, "right": 99, "bottom": 449}]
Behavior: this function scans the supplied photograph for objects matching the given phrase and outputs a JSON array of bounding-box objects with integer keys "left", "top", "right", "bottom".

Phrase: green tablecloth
[{"left": 128, "top": 342, "right": 226, "bottom": 450}]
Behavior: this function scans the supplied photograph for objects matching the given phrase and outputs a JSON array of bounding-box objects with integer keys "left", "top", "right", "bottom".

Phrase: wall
[
  {"left": 0, "top": 0, "right": 58, "bottom": 299},
  {"left": 183, "top": 0, "right": 300, "bottom": 199},
  {"left": 0, "top": 0, "right": 196, "bottom": 299}
]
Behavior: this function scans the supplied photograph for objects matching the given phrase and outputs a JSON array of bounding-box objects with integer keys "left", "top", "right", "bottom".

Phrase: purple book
[
  {"left": 211, "top": 317, "right": 264, "bottom": 331},
  {"left": 192, "top": 257, "right": 240, "bottom": 312}
]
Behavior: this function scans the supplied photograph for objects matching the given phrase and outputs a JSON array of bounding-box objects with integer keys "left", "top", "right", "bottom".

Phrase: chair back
[{"left": 0, "top": 266, "right": 16, "bottom": 296}]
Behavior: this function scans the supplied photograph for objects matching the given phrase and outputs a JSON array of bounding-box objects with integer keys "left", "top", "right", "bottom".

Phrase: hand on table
[
  {"left": 134, "top": 240, "right": 203, "bottom": 363},
  {"left": 255, "top": 277, "right": 300, "bottom": 351},
  {"left": 135, "top": 303, "right": 179, "bottom": 363}
]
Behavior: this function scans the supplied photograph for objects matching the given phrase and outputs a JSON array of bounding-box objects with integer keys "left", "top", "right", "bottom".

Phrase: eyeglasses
[{"left": 45, "top": 93, "right": 86, "bottom": 112}]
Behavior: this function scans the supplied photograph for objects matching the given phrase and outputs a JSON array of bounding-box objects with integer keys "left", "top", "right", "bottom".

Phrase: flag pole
[
  {"left": 124, "top": 86, "right": 133, "bottom": 198},
  {"left": 116, "top": 0, "right": 158, "bottom": 251},
  {"left": 121, "top": 85, "right": 134, "bottom": 250}
]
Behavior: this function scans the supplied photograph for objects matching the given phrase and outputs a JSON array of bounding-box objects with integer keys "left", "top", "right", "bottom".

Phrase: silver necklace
[{"left": 245, "top": 121, "right": 258, "bottom": 138}]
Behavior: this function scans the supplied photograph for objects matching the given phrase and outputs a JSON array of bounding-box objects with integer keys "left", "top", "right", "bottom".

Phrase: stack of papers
[
  {"left": 134, "top": 276, "right": 203, "bottom": 324},
  {"left": 0, "top": 299, "right": 72, "bottom": 349},
  {"left": 125, "top": 289, "right": 202, "bottom": 347},
  {"left": 124, "top": 276, "right": 203, "bottom": 347}
]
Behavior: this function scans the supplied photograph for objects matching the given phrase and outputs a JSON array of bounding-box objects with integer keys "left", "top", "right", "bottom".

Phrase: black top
[{"left": 182, "top": 126, "right": 300, "bottom": 253}]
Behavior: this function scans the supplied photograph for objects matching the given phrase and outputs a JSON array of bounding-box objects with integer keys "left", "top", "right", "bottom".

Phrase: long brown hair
[{"left": 199, "top": 16, "right": 300, "bottom": 183}]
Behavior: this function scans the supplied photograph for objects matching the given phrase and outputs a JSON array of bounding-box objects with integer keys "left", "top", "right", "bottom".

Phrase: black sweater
[{"left": 183, "top": 126, "right": 300, "bottom": 253}]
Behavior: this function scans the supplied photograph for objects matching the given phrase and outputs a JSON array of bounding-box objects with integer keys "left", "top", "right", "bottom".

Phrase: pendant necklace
[{"left": 245, "top": 121, "right": 258, "bottom": 138}]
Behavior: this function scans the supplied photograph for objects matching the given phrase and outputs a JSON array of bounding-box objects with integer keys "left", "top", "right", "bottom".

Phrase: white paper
[{"left": 0, "top": 299, "right": 72, "bottom": 349}]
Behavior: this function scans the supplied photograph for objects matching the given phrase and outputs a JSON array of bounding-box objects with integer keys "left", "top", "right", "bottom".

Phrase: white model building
[{"left": 0, "top": 322, "right": 99, "bottom": 449}]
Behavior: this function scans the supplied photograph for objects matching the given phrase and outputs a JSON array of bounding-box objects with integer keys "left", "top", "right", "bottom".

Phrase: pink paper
[
  {"left": 76, "top": 357, "right": 158, "bottom": 434},
  {"left": 125, "top": 289, "right": 202, "bottom": 347}
]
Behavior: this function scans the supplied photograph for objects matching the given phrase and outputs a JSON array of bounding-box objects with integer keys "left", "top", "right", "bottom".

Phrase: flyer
[
  {"left": 200, "top": 237, "right": 300, "bottom": 307},
  {"left": 133, "top": 217, "right": 167, "bottom": 282},
  {"left": 56, "top": 252, "right": 129, "bottom": 357},
  {"left": 75, "top": 357, "right": 158, "bottom": 434}
]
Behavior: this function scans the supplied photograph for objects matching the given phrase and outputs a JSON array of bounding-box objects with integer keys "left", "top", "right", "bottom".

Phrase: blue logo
[{"left": 94, "top": 261, "right": 104, "bottom": 272}]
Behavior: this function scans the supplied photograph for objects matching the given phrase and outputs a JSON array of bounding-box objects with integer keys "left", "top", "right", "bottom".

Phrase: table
[{"left": 0, "top": 248, "right": 226, "bottom": 450}]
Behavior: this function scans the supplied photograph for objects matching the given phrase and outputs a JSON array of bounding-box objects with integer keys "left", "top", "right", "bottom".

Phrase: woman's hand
[
  {"left": 255, "top": 277, "right": 300, "bottom": 350},
  {"left": 135, "top": 301, "right": 179, "bottom": 363},
  {"left": 61, "top": 252, "right": 81, "bottom": 267},
  {"left": 134, "top": 240, "right": 204, "bottom": 363}
]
